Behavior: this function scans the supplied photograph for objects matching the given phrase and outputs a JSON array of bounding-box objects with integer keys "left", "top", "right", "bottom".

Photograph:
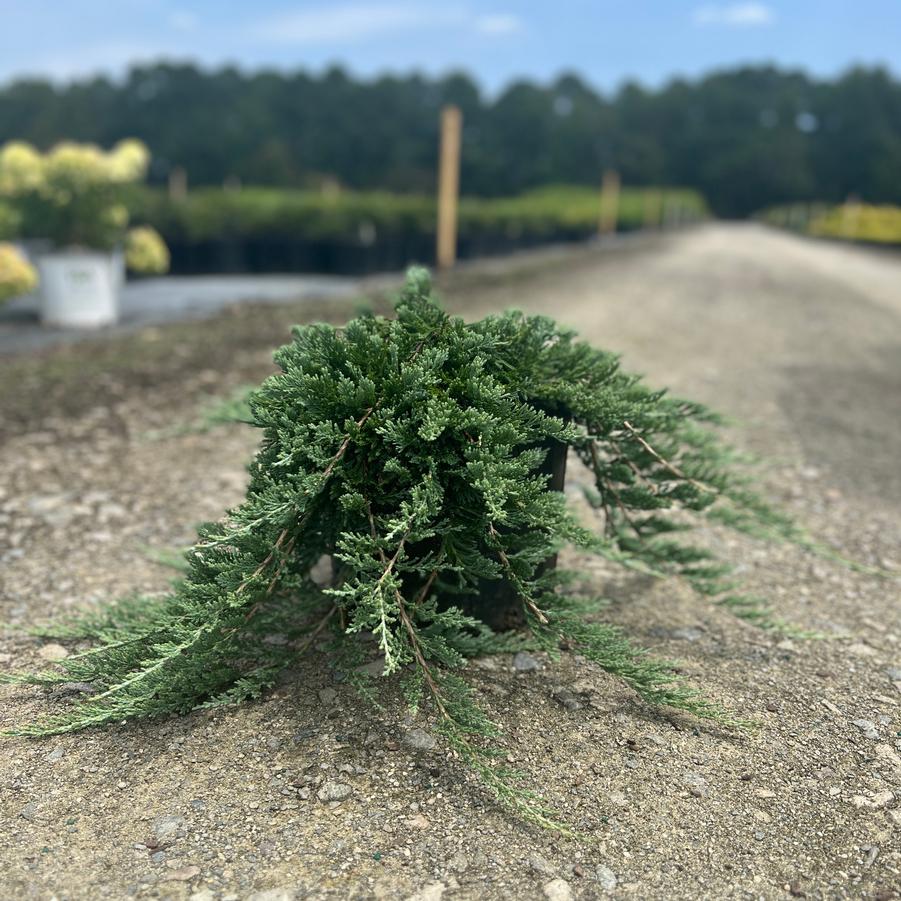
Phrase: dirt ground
[{"left": 1, "top": 223, "right": 899, "bottom": 901}]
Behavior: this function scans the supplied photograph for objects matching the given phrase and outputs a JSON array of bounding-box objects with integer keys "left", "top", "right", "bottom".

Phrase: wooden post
[
  {"left": 598, "top": 169, "right": 620, "bottom": 236},
  {"left": 436, "top": 105, "right": 462, "bottom": 269},
  {"left": 168, "top": 166, "right": 187, "bottom": 201}
]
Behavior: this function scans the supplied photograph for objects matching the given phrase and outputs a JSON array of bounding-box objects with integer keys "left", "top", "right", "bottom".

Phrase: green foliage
[
  {"left": 763, "top": 201, "right": 901, "bottom": 246},
  {"left": 0, "top": 200, "right": 19, "bottom": 239},
  {"left": 3, "top": 63, "right": 901, "bottom": 216},
  {"left": 0, "top": 139, "right": 152, "bottom": 251},
  {"left": 5, "top": 270, "right": 811, "bottom": 829},
  {"left": 133, "top": 184, "right": 706, "bottom": 248}
]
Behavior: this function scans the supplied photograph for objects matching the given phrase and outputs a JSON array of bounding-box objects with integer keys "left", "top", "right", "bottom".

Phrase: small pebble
[
  {"left": 542, "top": 878, "right": 574, "bottom": 901},
  {"left": 684, "top": 772, "right": 709, "bottom": 798},
  {"left": 37, "top": 643, "right": 69, "bottom": 661},
  {"left": 595, "top": 864, "right": 617, "bottom": 890},
  {"left": 317, "top": 781, "right": 352, "bottom": 802},
  {"left": 402, "top": 728, "right": 437, "bottom": 752},
  {"left": 529, "top": 853, "right": 556, "bottom": 877},
  {"left": 852, "top": 719, "right": 879, "bottom": 740},
  {"left": 670, "top": 627, "right": 703, "bottom": 642},
  {"left": 152, "top": 815, "right": 185, "bottom": 843},
  {"left": 513, "top": 651, "right": 540, "bottom": 672},
  {"left": 318, "top": 687, "right": 338, "bottom": 704},
  {"left": 19, "top": 802, "right": 38, "bottom": 821},
  {"left": 552, "top": 687, "right": 582, "bottom": 711}
]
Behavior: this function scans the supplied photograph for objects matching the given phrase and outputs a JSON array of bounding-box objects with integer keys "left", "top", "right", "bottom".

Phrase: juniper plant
[{"left": 5, "top": 269, "right": 810, "bottom": 830}]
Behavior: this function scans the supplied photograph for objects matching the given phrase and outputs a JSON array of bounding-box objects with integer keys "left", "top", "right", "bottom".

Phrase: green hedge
[{"left": 134, "top": 184, "right": 708, "bottom": 244}]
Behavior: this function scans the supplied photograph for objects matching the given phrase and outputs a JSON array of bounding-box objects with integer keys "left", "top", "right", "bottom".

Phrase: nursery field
[
  {"left": 1, "top": 223, "right": 900, "bottom": 900},
  {"left": 760, "top": 203, "right": 901, "bottom": 249},
  {"left": 132, "top": 185, "right": 706, "bottom": 275}
]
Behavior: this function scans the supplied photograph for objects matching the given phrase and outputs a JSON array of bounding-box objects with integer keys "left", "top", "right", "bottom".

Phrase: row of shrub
[
  {"left": 760, "top": 202, "right": 901, "bottom": 246},
  {"left": 131, "top": 185, "right": 707, "bottom": 275}
]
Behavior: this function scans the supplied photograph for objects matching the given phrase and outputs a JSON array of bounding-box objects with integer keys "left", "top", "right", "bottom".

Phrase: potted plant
[
  {"left": 0, "top": 139, "right": 169, "bottom": 328},
  {"left": 6, "top": 270, "right": 850, "bottom": 831}
]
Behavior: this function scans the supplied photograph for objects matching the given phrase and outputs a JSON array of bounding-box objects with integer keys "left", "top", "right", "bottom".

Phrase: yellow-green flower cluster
[
  {"left": 0, "top": 139, "right": 150, "bottom": 197},
  {"left": 0, "top": 138, "right": 165, "bottom": 255},
  {"left": 0, "top": 242, "right": 37, "bottom": 303},
  {"left": 0, "top": 142, "right": 44, "bottom": 196},
  {"left": 125, "top": 226, "right": 170, "bottom": 274},
  {"left": 809, "top": 203, "right": 901, "bottom": 244}
]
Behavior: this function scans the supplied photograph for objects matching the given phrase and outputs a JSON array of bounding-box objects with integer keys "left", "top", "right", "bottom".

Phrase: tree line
[{"left": 1, "top": 62, "right": 899, "bottom": 217}]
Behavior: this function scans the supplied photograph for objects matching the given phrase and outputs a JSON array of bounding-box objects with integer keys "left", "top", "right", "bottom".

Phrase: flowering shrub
[
  {"left": 0, "top": 139, "right": 168, "bottom": 271},
  {"left": 809, "top": 203, "right": 901, "bottom": 244},
  {"left": 125, "top": 225, "right": 170, "bottom": 274},
  {"left": 0, "top": 242, "right": 37, "bottom": 303}
]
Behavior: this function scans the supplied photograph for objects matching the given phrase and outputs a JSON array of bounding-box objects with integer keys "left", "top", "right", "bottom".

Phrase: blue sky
[{"left": 1, "top": 1, "right": 898, "bottom": 92}]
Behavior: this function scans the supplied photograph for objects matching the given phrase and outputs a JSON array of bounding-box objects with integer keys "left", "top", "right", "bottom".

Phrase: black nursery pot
[{"left": 449, "top": 426, "right": 570, "bottom": 632}]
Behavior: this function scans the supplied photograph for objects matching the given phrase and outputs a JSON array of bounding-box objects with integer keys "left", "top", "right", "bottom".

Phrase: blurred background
[{"left": 2, "top": 0, "right": 901, "bottom": 284}]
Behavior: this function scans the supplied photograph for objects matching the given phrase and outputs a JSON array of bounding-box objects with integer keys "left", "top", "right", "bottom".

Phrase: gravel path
[
  {"left": 0, "top": 224, "right": 899, "bottom": 901},
  {"left": 0, "top": 274, "right": 362, "bottom": 355}
]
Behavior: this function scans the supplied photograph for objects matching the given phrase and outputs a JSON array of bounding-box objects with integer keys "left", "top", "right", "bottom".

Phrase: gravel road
[
  {"left": 0, "top": 224, "right": 899, "bottom": 900},
  {"left": 0, "top": 274, "right": 362, "bottom": 355}
]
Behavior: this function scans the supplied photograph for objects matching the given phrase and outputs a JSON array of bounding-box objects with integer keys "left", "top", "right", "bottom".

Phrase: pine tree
[{"left": 4, "top": 268, "right": 817, "bottom": 831}]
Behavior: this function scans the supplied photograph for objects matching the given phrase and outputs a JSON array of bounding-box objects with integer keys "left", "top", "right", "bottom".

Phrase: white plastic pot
[{"left": 37, "top": 251, "right": 119, "bottom": 328}]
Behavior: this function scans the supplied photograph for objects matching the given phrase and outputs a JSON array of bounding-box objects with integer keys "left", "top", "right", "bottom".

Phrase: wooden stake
[
  {"left": 599, "top": 169, "right": 620, "bottom": 236},
  {"left": 168, "top": 166, "right": 187, "bottom": 201},
  {"left": 436, "top": 105, "right": 462, "bottom": 269}
]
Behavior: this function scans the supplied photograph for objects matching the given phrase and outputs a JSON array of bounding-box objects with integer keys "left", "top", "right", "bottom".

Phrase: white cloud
[
  {"left": 252, "top": 4, "right": 460, "bottom": 44},
  {"left": 693, "top": 3, "right": 775, "bottom": 27},
  {"left": 168, "top": 11, "right": 199, "bottom": 33},
  {"left": 252, "top": 4, "right": 522, "bottom": 44},
  {"left": 474, "top": 14, "right": 523, "bottom": 36}
]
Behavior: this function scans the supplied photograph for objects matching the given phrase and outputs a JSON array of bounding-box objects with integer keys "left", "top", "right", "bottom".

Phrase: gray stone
[
  {"left": 852, "top": 719, "right": 879, "bottom": 740},
  {"left": 552, "top": 688, "right": 583, "bottom": 711},
  {"left": 317, "top": 781, "right": 352, "bottom": 802},
  {"left": 684, "top": 772, "right": 709, "bottom": 798},
  {"left": 402, "top": 728, "right": 437, "bottom": 752},
  {"left": 318, "top": 687, "right": 338, "bottom": 704},
  {"left": 595, "top": 864, "right": 617, "bottom": 890},
  {"left": 49, "top": 681, "right": 96, "bottom": 698},
  {"left": 356, "top": 658, "right": 385, "bottom": 677},
  {"left": 513, "top": 651, "right": 541, "bottom": 672},
  {"left": 542, "top": 879, "right": 574, "bottom": 901},
  {"left": 37, "top": 642, "right": 69, "bottom": 661},
  {"left": 46, "top": 747, "right": 64, "bottom": 762},
  {"left": 19, "top": 802, "right": 38, "bottom": 821},
  {"left": 885, "top": 667, "right": 901, "bottom": 681},
  {"left": 152, "top": 814, "right": 186, "bottom": 843},
  {"left": 529, "top": 853, "right": 556, "bottom": 876},
  {"left": 448, "top": 851, "right": 469, "bottom": 872},
  {"left": 670, "top": 627, "right": 703, "bottom": 642}
]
